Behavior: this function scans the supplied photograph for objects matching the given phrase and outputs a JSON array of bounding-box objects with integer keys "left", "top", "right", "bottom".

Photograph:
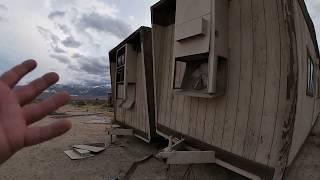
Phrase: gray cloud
[
  {"left": 62, "top": 35, "right": 82, "bottom": 48},
  {"left": 37, "top": 26, "right": 60, "bottom": 46},
  {"left": 76, "top": 12, "right": 131, "bottom": 39},
  {"left": 57, "top": 24, "right": 71, "bottom": 34},
  {"left": 71, "top": 54, "right": 108, "bottom": 77},
  {"left": 48, "top": 10, "right": 65, "bottom": 19},
  {"left": 37, "top": 26, "right": 68, "bottom": 54},
  {"left": 53, "top": 46, "right": 66, "bottom": 54},
  {"left": 0, "top": 16, "right": 6, "bottom": 22},
  {"left": 0, "top": 4, "right": 8, "bottom": 11},
  {"left": 72, "top": 53, "right": 83, "bottom": 59},
  {"left": 50, "top": 54, "right": 71, "bottom": 64},
  {"left": 0, "top": 4, "right": 8, "bottom": 22}
]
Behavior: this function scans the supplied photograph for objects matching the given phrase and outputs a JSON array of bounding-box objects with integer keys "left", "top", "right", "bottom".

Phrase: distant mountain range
[{"left": 39, "top": 84, "right": 111, "bottom": 99}]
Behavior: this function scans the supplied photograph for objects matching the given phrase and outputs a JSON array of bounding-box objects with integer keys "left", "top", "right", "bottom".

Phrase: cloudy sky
[
  {"left": 0, "top": 0, "right": 158, "bottom": 86},
  {"left": 0, "top": 0, "right": 319, "bottom": 86}
]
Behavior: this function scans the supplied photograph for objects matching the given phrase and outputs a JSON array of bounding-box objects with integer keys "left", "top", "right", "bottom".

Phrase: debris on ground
[
  {"left": 64, "top": 143, "right": 106, "bottom": 160},
  {"left": 51, "top": 113, "right": 104, "bottom": 119}
]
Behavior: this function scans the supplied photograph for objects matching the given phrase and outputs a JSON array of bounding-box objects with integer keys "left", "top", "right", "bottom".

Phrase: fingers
[
  {"left": 15, "top": 72, "right": 60, "bottom": 106},
  {"left": 24, "top": 120, "right": 71, "bottom": 147},
  {"left": 0, "top": 60, "right": 37, "bottom": 88},
  {"left": 23, "top": 92, "right": 70, "bottom": 125}
]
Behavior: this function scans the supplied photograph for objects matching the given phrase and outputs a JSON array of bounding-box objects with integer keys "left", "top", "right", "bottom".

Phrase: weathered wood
[
  {"left": 231, "top": 0, "right": 254, "bottom": 156},
  {"left": 160, "top": 151, "right": 215, "bottom": 165},
  {"left": 196, "top": 98, "right": 207, "bottom": 140},
  {"left": 243, "top": 0, "right": 268, "bottom": 160},
  {"left": 151, "top": 0, "right": 319, "bottom": 178},
  {"left": 109, "top": 27, "right": 155, "bottom": 143},
  {"left": 189, "top": 97, "right": 199, "bottom": 137},
  {"left": 221, "top": 0, "right": 241, "bottom": 151},
  {"left": 255, "top": 0, "right": 281, "bottom": 164}
]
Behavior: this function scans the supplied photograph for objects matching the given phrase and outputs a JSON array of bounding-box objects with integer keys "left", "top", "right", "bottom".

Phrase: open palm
[{"left": 0, "top": 60, "right": 71, "bottom": 163}]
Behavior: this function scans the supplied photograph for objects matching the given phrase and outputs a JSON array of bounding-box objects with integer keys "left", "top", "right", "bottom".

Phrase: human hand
[{"left": 0, "top": 60, "right": 71, "bottom": 163}]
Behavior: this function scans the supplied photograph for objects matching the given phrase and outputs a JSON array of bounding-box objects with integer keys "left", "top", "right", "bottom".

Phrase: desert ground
[{"left": 0, "top": 102, "right": 319, "bottom": 180}]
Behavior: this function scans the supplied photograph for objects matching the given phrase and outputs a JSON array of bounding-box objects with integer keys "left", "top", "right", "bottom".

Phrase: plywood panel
[
  {"left": 174, "top": 14, "right": 211, "bottom": 58},
  {"left": 158, "top": 26, "right": 173, "bottom": 126},
  {"left": 164, "top": 25, "right": 175, "bottom": 127},
  {"left": 196, "top": 98, "right": 207, "bottom": 140},
  {"left": 255, "top": 0, "right": 281, "bottom": 164},
  {"left": 212, "top": 96, "right": 227, "bottom": 147},
  {"left": 232, "top": 0, "right": 254, "bottom": 156},
  {"left": 243, "top": 0, "right": 267, "bottom": 160},
  {"left": 153, "top": 25, "right": 165, "bottom": 125},
  {"left": 181, "top": 96, "right": 192, "bottom": 135},
  {"left": 221, "top": 0, "right": 241, "bottom": 151},
  {"left": 175, "top": 63, "right": 186, "bottom": 132},
  {"left": 268, "top": 0, "right": 289, "bottom": 168},
  {"left": 203, "top": 99, "right": 216, "bottom": 144},
  {"left": 188, "top": 97, "right": 199, "bottom": 137}
]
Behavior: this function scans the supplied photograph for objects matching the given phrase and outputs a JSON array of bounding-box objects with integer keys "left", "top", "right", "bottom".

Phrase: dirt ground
[
  {"left": 0, "top": 104, "right": 319, "bottom": 180},
  {"left": 0, "top": 105, "right": 165, "bottom": 180}
]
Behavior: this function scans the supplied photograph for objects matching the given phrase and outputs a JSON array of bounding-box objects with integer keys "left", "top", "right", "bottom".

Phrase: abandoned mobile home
[
  {"left": 109, "top": 27, "right": 155, "bottom": 142},
  {"left": 151, "top": 0, "right": 319, "bottom": 179}
]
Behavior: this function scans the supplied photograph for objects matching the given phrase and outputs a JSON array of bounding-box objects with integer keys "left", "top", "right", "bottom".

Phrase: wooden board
[
  {"left": 255, "top": 0, "right": 281, "bottom": 164},
  {"left": 221, "top": 0, "right": 241, "bottom": 151},
  {"left": 242, "top": 0, "right": 268, "bottom": 160}
]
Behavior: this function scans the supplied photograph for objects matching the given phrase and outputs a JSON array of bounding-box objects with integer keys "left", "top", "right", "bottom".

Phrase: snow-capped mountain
[{"left": 40, "top": 83, "right": 111, "bottom": 99}]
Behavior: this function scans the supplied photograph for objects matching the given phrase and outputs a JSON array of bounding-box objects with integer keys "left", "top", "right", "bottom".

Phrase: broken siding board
[
  {"left": 170, "top": 93, "right": 179, "bottom": 131},
  {"left": 203, "top": 99, "right": 216, "bottom": 144},
  {"left": 181, "top": 96, "right": 192, "bottom": 135},
  {"left": 243, "top": 0, "right": 268, "bottom": 160},
  {"left": 231, "top": 0, "right": 254, "bottom": 156},
  {"left": 221, "top": 0, "right": 241, "bottom": 151},
  {"left": 188, "top": 97, "right": 199, "bottom": 138},
  {"left": 134, "top": 53, "right": 142, "bottom": 130},
  {"left": 268, "top": 0, "right": 289, "bottom": 167},
  {"left": 141, "top": 52, "right": 149, "bottom": 133},
  {"left": 155, "top": 27, "right": 168, "bottom": 126},
  {"left": 196, "top": 98, "right": 207, "bottom": 140},
  {"left": 255, "top": 0, "right": 281, "bottom": 164},
  {"left": 165, "top": 25, "right": 175, "bottom": 127},
  {"left": 211, "top": 96, "right": 227, "bottom": 148},
  {"left": 159, "top": 26, "right": 173, "bottom": 127},
  {"left": 175, "top": 63, "right": 186, "bottom": 132},
  {"left": 153, "top": 25, "right": 165, "bottom": 124}
]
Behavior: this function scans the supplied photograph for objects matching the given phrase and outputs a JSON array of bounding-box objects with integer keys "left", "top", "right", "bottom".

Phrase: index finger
[{"left": 0, "top": 60, "right": 37, "bottom": 88}]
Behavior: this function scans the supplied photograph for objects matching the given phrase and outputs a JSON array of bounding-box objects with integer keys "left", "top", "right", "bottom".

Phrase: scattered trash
[
  {"left": 51, "top": 113, "right": 104, "bottom": 119},
  {"left": 64, "top": 150, "right": 94, "bottom": 160},
  {"left": 82, "top": 119, "right": 112, "bottom": 124},
  {"left": 64, "top": 143, "right": 106, "bottom": 160},
  {"left": 73, "top": 144, "right": 106, "bottom": 153}
]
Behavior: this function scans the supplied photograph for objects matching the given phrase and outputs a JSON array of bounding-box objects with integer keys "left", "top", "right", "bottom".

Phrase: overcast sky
[{"left": 0, "top": 0, "right": 319, "bottom": 86}]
